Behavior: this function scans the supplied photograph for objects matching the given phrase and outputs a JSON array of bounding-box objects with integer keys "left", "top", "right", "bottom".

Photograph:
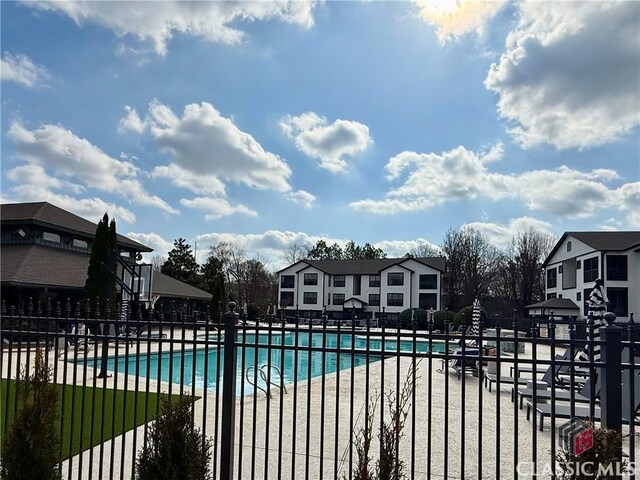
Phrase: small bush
[
  {"left": 347, "top": 362, "right": 420, "bottom": 480},
  {"left": 433, "top": 310, "right": 455, "bottom": 331},
  {"left": 398, "top": 308, "right": 428, "bottom": 330},
  {"left": 1, "top": 348, "right": 61, "bottom": 480},
  {"left": 135, "top": 395, "right": 212, "bottom": 480}
]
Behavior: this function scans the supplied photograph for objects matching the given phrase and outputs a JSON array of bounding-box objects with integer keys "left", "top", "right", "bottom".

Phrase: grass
[{"left": 1, "top": 378, "right": 193, "bottom": 460}]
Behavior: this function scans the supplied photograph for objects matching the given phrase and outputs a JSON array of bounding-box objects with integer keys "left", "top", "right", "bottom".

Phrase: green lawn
[{"left": 1, "top": 379, "right": 191, "bottom": 460}]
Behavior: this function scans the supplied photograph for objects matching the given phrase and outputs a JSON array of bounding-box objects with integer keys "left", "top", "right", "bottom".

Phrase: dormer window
[
  {"left": 72, "top": 239, "right": 88, "bottom": 249},
  {"left": 567, "top": 241, "right": 572, "bottom": 252},
  {"left": 42, "top": 231, "right": 61, "bottom": 243}
]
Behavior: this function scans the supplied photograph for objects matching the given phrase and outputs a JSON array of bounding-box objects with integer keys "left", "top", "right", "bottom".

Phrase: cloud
[
  {"left": 350, "top": 145, "right": 639, "bottom": 226},
  {"left": 485, "top": 1, "right": 640, "bottom": 149},
  {"left": 180, "top": 197, "right": 257, "bottom": 220},
  {"left": 286, "top": 190, "right": 316, "bottom": 208},
  {"left": 3, "top": 165, "right": 136, "bottom": 223},
  {"left": 280, "top": 112, "right": 372, "bottom": 173},
  {"left": 464, "top": 216, "right": 555, "bottom": 249},
  {"left": 1, "top": 52, "right": 50, "bottom": 87},
  {"left": 125, "top": 232, "right": 174, "bottom": 256},
  {"left": 118, "top": 106, "right": 145, "bottom": 133},
  {"left": 142, "top": 100, "right": 292, "bottom": 193},
  {"left": 414, "top": 0, "right": 507, "bottom": 43},
  {"left": 7, "top": 122, "right": 178, "bottom": 214},
  {"left": 27, "top": 1, "right": 318, "bottom": 56},
  {"left": 373, "top": 239, "right": 443, "bottom": 258}
]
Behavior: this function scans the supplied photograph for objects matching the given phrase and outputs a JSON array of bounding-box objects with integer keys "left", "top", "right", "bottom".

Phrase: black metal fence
[{"left": 1, "top": 299, "right": 638, "bottom": 479}]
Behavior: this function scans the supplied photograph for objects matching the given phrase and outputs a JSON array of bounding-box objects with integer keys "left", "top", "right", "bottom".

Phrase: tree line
[{"left": 157, "top": 227, "right": 556, "bottom": 320}]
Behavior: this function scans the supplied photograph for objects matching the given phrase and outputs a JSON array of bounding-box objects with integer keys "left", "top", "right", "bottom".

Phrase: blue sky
[{"left": 2, "top": 0, "right": 639, "bottom": 269}]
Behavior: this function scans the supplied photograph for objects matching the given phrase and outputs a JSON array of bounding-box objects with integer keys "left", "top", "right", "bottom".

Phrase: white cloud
[
  {"left": 152, "top": 164, "right": 226, "bottom": 196},
  {"left": 373, "top": 239, "right": 443, "bottom": 258},
  {"left": 118, "top": 106, "right": 145, "bottom": 133},
  {"left": 485, "top": 1, "right": 640, "bottom": 149},
  {"left": 1, "top": 52, "right": 50, "bottom": 87},
  {"left": 286, "top": 190, "right": 316, "bottom": 208},
  {"left": 3, "top": 165, "right": 136, "bottom": 224},
  {"left": 350, "top": 145, "right": 639, "bottom": 226},
  {"left": 144, "top": 100, "right": 292, "bottom": 192},
  {"left": 180, "top": 197, "right": 257, "bottom": 220},
  {"left": 27, "top": 1, "right": 318, "bottom": 56},
  {"left": 7, "top": 122, "right": 178, "bottom": 214},
  {"left": 414, "top": 0, "right": 507, "bottom": 43},
  {"left": 280, "top": 112, "right": 372, "bottom": 173},
  {"left": 464, "top": 217, "right": 555, "bottom": 250},
  {"left": 125, "top": 232, "right": 174, "bottom": 257}
]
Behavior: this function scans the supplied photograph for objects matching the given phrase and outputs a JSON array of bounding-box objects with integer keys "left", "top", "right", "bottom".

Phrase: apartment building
[{"left": 277, "top": 257, "right": 445, "bottom": 321}]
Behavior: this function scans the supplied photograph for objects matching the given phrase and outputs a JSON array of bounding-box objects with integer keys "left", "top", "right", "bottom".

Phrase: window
[
  {"left": 304, "top": 273, "right": 318, "bottom": 285},
  {"left": 576, "top": 292, "right": 581, "bottom": 301},
  {"left": 281, "top": 275, "right": 294, "bottom": 288},
  {"left": 583, "top": 257, "right": 599, "bottom": 283},
  {"left": 607, "top": 287, "right": 628, "bottom": 317},
  {"left": 369, "top": 275, "right": 380, "bottom": 287},
  {"left": 419, "top": 293, "right": 437, "bottom": 310},
  {"left": 334, "top": 275, "right": 346, "bottom": 287},
  {"left": 42, "top": 231, "right": 60, "bottom": 243},
  {"left": 72, "top": 238, "right": 88, "bottom": 249},
  {"left": 419, "top": 274, "right": 437, "bottom": 289},
  {"left": 353, "top": 275, "right": 361, "bottom": 295},
  {"left": 567, "top": 241, "right": 572, "bottom": 252},
  {"left": 606, "top": 255, "right": 628, "bottom": 281},
  {"left": 333, "top": 293, "right": 345, "bottom": 305},
  {"left": 369, "top": 294, "right": 380, "bottom": 307},
  {"left": 547, "top": 293, "right": 557, "bottom": 300},
  {"left": 546, "top": 268, "right": 557, "bottom": 289},
  {"left": 387, "top": 293, "right": 404, "bottom": 307},
  {"left": 303, "top": 292, "right": 318, "bottom": 305},
  {"left": 280, "top": 291, "right": 294, "bottom": 307},
  {"left": 387, "top": 272, "right": 404, "bottom": 286}
]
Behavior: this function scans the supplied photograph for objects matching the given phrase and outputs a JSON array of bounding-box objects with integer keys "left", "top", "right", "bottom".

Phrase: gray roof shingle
[
  {"left": 1, "top": 244, "right": 211, "bottom": 300},
  {"left": 286, "top": 257, "right": 446, "bottom": 275},
  {"left": 1, "top": 202, "right": 152, "bottom": 252}
]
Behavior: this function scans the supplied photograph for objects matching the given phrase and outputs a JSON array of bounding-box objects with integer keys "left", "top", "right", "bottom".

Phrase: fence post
[
  {"left": 599, "top": 311, "right": 622, "bottom": 473},
  {"left": 220, "top": 301, "right": 239, "bottom": 480}
]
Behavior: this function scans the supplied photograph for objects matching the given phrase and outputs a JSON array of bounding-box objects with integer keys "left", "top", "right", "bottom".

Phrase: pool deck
[{"left": 2, "top": 327, "right": 638, "bottom": 479}]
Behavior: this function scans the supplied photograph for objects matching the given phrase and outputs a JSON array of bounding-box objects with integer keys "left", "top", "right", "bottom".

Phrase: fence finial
[{"left": 603, "top": 311, "right": 616, "bottom": 325}]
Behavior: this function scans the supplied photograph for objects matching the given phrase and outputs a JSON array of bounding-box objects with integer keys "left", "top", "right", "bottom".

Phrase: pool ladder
[{"left": 245, "top": 365, "right": 288, "bottom": 398}]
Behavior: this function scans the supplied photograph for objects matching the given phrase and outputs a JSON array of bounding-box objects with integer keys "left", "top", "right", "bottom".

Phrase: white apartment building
[
  {"left": 543, "top": 231, "right": 640, "bottom": 321},
  {"left": 277, "top": 257, "right": 446, "bottom": 321}
]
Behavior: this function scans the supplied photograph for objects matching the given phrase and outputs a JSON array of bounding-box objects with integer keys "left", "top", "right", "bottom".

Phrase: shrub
[
  {"left": 398, "top": 308, "right": 428, "bottom": 330},
  {"left": 1, "top": 348, "right": 61, "bottom": 480},
  {"left": 135, "top": 395, "right": 212, "bottom": 480},
  {"left": 433, "top": 310, "right": 455, "bottom": 331},
  {"left": 346, "top": 362, "right": 420, "bottom": 480}
]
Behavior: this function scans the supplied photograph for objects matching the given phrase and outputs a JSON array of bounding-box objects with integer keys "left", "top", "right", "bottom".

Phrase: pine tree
[
  {"left": 1, "top": 348, "right": 61, "bottom": 480},
  {"left": 135, "top": 396, "right": 212, "bottom": 480},
  {"left": 200, "top": 255, "right": 226, "bottom": 321},
  {"left": 84, "top": 213, "right": 117, "bottom": 314},
  {"left": 161, "top": 238, "right": 200, "bottom": 287}
]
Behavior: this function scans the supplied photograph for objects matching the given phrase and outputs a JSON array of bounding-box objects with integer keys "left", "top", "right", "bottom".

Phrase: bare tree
[
  {"left": 284, "top": 241, "right": 310, "bottom": 265},
  {"left": 150, "top": 254, "right": 166, "bottom": 272},
  {"left": 494, "top": 228, "right": 557, "bottom": 317},
  {"left": 441, "top": 227, "right": 499, "bottom": 311},
  {"left": 406, "top": 242, "right": 442, "bottom": 258}
]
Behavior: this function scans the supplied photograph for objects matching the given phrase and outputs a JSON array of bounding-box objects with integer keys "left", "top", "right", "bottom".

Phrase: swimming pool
[{"left": 91, "top": 332, "right": 446, "bottom": 396}]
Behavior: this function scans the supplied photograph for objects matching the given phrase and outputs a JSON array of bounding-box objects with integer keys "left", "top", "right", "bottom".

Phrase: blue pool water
[{"left": 91, "top": 332, "right": 445, "bottom": 396}]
